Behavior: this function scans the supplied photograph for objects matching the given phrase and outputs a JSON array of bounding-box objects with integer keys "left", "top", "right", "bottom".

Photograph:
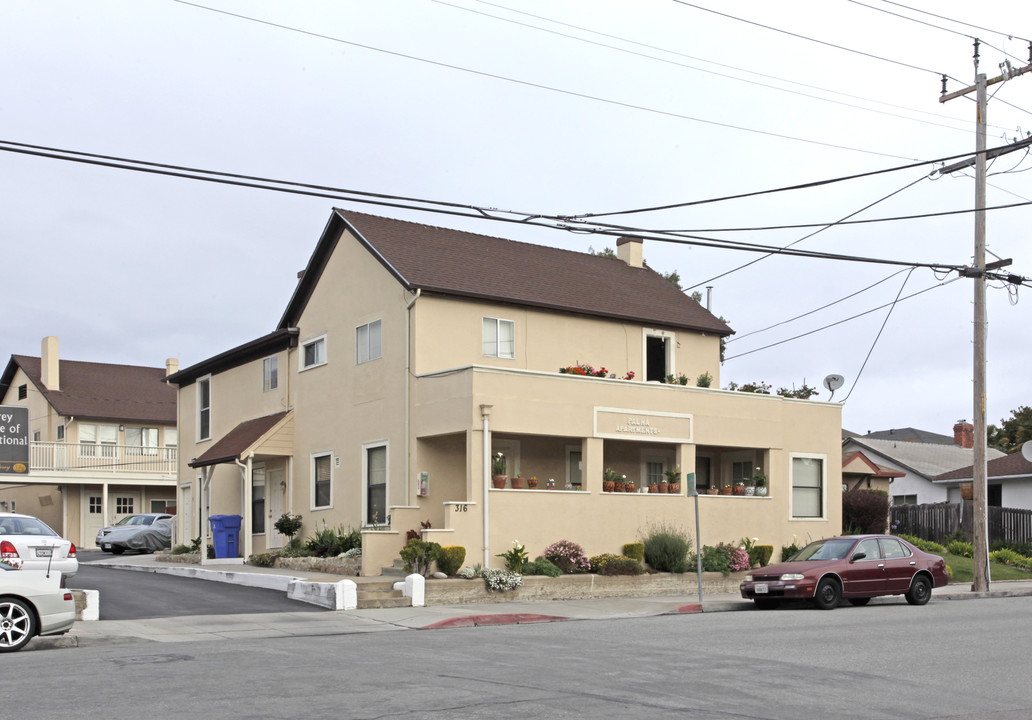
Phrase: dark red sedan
[{"left": 739, "top": 535, "right": 949, "bottom": 610}]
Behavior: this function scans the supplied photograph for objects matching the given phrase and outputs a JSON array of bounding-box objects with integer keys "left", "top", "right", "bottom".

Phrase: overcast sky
[{"left": 2, "top": 1, "right": 1030, "bottom": 437}]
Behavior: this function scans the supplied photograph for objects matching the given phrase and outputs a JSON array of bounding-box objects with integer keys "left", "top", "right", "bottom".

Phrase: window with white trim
[
  {"left": 301, "top": 335, "right": 327, "bottom": 371},
  {"left": 79, "top": 423, "right": 118, "bottom": 457},
  {"left": 56, "top": 424, "right": 64, "bottom": 440},
  {"left": 312, "top": 453, "right": 332, "bottom": 509},
  {"left": 126, "top": 427, "right": 159, "bottom": 456},
  {"left": 89, "top": 496, "right": 102, "bottom": 514},
  {"left": 365, "top": 443, "right": 387, "bottom": 525},
  {"left": 116, "top": 497, "right": 134, "bottom": 515},
  {"left": 482, "top": 318, "right": 515, "bottom": 359},
  {"left": 356, "top": 320, "right": 382, "bottom": 364},
  {"left": 791, "top": 455, "right": 825, "bottom": 518},
  {"left": 197, "top": 376, "right": 211, "bottom": 441},
  {"left": 165, "top": 428, "right": 178, "bottom": 448},
  {"left": 643, "top": 328, "right": 675, "bottom": 382},
  {"left": 263, "top": 356, "right": 278, "bottom": 391}
]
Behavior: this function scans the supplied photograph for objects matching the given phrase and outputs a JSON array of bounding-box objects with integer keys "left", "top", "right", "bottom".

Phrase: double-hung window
[
  {"left": 356, "top": 320, "right": 382, "bottom": 364},
  {"left": 126, "top": 427, "right": 159, "bottom": 456},
  {"left": 482, "top": 318, "right": 514, "bottom": 359},
  {"left": 301, "top": 335, "right": 327, "bottom": 371},
  {"left": 263, "top": 356, "right": 278, "bottom": 391},
  {"left": 313, "top": 453, "right": 332, "bottom": 509},
  {"left": 365, "top": 444, "right": 387, "bottom": 525},
  {"left": 80, "top": 423, "right": 118, "bottom": 457},
  {"left": 197, "top": 377, "right": 211, "bottom": 441},
  {"left": 791, "top": 455, "right": 825, "bottom": 518}
]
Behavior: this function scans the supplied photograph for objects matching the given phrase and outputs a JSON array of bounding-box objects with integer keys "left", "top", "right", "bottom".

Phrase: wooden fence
[{"left": 891, "top": 502, "right": 1032, "bottom": 547}]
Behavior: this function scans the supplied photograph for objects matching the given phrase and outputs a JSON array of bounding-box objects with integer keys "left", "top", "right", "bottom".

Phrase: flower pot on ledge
[
  {"left": 510, "top": 477, "right": 525, "bottom": 490},
  {"left": 527, "top": 477, "right": 539, "bottom": 489},
  {"left": 492, "top": 474, "right": 507, "bottom": 489}
]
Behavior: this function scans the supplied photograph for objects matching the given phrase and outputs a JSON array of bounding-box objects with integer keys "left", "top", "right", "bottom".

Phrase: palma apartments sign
[
  {"left": 594, "top": 407, "right": 693, "bottom": 444},
  {"left": 0, "top": 406, "right": 29, "bottom": 474}
]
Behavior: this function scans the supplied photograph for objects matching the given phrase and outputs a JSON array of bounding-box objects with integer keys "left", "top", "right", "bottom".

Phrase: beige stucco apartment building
[
  {"left": 167, "top": 210, "right": 842, "bottom": 574},
  {"left": 0, "top": 337, "right": 178, "bottom": 547}
]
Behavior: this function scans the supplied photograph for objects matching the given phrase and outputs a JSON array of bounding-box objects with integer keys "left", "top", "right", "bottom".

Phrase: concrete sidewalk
[{"left": 32, "top": 554, "right": 1032, "bottom": 650}]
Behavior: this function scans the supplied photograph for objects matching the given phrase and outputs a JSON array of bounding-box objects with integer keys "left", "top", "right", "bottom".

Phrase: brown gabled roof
[
  {"left": 280, "top": 210, "right": 733, "bottom": 336},
  {"left": 189, "top": 412, "right": 290, "bottom": 468},
  {"left": 936, "top": 452, "right": 1032, "bottom": 481},
  {"left": 1, "top": 355, "right": 176, "bottom": 424}
]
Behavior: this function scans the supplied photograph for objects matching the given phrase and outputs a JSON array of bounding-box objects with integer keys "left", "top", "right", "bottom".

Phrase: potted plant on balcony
[
  {"left": 743, "top": 475, "right": 756, "bottom": 496},
  {"left": 603, "top": 468, "right": 619, "bottom": 493},
  {"left": 733, "top": 480, "right": 746, "bottom": 496},
  {"left": 510, "top": 473, "right": 525, "bottom": 490},
  {"left": 665, "top": 466, "right": 681, "bottom": 494},
  {"left": 491, "top": 452, "right": 507, "bottom": 489},
  {"left": 623, "top": 477, "right": 636, "bottom": 493},
  {"left": 719, "top": 481, "right": 733, "bottom": 496},
  {"left": 527, "top": 476, "right": 539, "bottom": 489},
  {"left": 753, "top": 469, "right": 768, "bottom": 497},
  {"left": 648, "top": 476, "right": 659, "bottom": 493}
]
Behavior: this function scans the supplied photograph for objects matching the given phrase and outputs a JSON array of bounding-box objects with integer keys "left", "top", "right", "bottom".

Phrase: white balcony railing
[{"left": 30, "top": 441, "right": 178, "bottom": 475}]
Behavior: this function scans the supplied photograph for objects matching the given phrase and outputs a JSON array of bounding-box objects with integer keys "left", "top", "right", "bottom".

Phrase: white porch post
[{"left": 480, "top": 404, "right": 492, "bottom": 568}]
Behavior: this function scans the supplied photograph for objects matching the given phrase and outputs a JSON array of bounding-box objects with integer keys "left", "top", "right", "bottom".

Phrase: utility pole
[{"left": 940, "top": 42, "right": 1032, "bottom": 593}]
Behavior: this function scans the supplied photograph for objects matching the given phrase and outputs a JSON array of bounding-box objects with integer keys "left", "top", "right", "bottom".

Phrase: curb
[{"left": 424, "top": 613, "right": 570, "bottom": 629}]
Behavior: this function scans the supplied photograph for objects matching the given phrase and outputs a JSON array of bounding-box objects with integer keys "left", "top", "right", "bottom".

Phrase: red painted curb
[
  {"left": 423, "top": 613, "right": 568, "bottom": 629},
  {"left": 675, "top": 603, "right": 703, "bottom": 614}
]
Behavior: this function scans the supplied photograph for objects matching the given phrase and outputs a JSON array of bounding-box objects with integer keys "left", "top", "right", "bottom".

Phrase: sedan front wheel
[
  {"left": 0, "top": 598, "right": 36, "bottom": 653},
  {"left": 813, "top": 577, "right": 841, "bottom": 610}
]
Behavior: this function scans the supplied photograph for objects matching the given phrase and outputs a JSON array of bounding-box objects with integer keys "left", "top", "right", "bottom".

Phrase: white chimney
[
  {"left": 616, "top": 236, "right": 643, "bottom": 268},
  {"left": 41, "top": 336, "right": 60, "bottom": 391},
  {"left": 165, "top": 358, "right": 180, "bottom": 377}
]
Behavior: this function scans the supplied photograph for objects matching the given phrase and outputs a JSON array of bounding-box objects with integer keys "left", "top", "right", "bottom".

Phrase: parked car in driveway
[
  {"left": 740, "top": 534, "right": 949, "bottom": 610},
  {"left": 0, "top": 512, "right": 78, "bottom": 578},
  {"left": 95, "top": 513, "right": 174, "bottom": 554},
  {"left": 0, "top": 564, "right": 76, "bottom": 652}
]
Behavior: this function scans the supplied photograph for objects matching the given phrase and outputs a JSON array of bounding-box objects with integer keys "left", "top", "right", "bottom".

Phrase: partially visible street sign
[{"left": 0, "top": 406, "right": 29, "bottom": 474}]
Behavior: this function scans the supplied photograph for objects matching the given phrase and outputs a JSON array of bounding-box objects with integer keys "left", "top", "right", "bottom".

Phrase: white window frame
[
  {"left": 789, "top": 453, "right": 827, "bottom": 520},
  {"left": 356, "top": 320, "right": 382, "bottom": 365},
  {"left": 300, "top": 334, "right": 327, "bottom": 372},
  {"left": 56, "top": 424, "right": 64, "bottom": 441},
  {"left": 79, "top": 423, "right": 118, "bottom": 457},
  {"left": 363, "top": 441, "right": 389, "bottom": 526},
  {"left": 197, "top": 375, "right": 211, "bottom": 442},
  {"left": 263, "top": 356, "right": 278, "bottom": 392},
  {"left": 642, "top": 328, "right": 676, "bottom": 382},
  {"left": 126, "top": 426, "right": 159, "bottom": 456},
  {"left": 482, "top": 317, "right": 515, "bottom": 359},
  {"left": 311, "top": 452, "right": 333, "bottom": 510}
]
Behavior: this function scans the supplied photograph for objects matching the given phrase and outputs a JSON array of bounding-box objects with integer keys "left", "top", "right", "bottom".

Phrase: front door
[
  {"left": 83, "top": 492, "right": 106, "bottom": 548},
  {"left": 267, "top": 468, "right": 285, "bottom": 549}
]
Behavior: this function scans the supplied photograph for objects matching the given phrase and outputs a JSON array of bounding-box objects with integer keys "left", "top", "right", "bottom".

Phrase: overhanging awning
[{"left": 189, "top": 411, "right": 293, "bottom": 468}]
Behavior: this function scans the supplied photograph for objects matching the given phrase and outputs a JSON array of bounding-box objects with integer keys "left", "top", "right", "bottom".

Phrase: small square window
[
  {"left": 57, "top": 424, "right": 65, "bottom": 440},
  {"left": 483, "top": 318, "right": 515, "bottom": 359},
  {"left": 301, "top": 336, "right": 327, "bottom": 370}
]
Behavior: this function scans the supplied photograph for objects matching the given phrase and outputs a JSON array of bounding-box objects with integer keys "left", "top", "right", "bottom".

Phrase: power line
[
  {"left": 670, "top": 0, "right": 960, "bottom": 82},
  {"left": 862, "top": 0, "right": 1032, "bottom": 45},
  {"left": 169, "top": 0, "right": 917, "bottom": 162}
]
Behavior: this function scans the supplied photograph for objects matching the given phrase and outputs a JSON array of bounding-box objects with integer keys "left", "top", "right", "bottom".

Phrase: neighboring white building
[
  {"left": 842, "top": 422, "right": 1004, "bottom": 506},
  {"left": 935, "top": 452, "right": 1032, "bottom": 508}
]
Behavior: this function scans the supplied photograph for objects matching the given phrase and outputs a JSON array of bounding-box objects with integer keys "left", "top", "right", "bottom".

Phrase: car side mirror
[{"left": 851, "top": 552, "right": 867, "bottom": 561}]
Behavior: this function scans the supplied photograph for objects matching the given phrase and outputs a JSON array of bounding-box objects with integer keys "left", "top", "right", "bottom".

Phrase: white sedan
[
  {"left": 0, "top": 565, "right": 76, "bottom": 652},
  {"left": 0, "top": 512, "right": 78, "bottom": 577}
]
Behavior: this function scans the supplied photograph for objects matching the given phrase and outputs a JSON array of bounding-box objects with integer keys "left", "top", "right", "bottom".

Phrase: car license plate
[
  {"left": 35, "top": 548, "right": 53, "bottom": 558},
  {"left": 754, "top": 583, "right": 769, "bottom": 594},
  {"left": 102, "top": 544, "right": 110, "bottom": 550}
]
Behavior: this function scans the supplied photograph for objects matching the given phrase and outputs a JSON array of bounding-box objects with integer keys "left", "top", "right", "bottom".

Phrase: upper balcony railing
[{"left": 30, "top": 441, "right": 178, "bottom": 476}]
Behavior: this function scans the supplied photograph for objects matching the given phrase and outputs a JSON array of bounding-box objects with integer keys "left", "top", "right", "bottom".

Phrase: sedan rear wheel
[
  {"left": 813, "top": 577, "right": 841, "bottom": 610},
  {"left": 0, "top": 598, "right": 37, "bottom": 653},
  {"left": 905, "top": 575, "right": 932, "bottom": 606}
]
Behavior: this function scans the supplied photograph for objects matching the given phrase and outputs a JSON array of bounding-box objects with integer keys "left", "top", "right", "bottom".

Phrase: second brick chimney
[{"left": 953, "top": 420, "right": 974, "bottom": 448}]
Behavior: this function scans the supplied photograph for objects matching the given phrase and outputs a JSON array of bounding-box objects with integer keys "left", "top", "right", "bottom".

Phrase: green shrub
[
  {"left": 989, "top": 548, "right": 1025, "bottom": 567},
  {"left": 947, "top": 539, "right": 974, "bottom": 558},
  {"left": 897, "top": 534, "right": 947, "bottom": 554},
  {"left": 991, "top": 541, "right": 1032, "bottom": 557},
  {"left": 169, "top": 544, "right": 194, "bottom": 555},
  {"left": 598, "top": 556, "right": 644, "bottom": 576},
  {"left": 841, "top": 489, "right": 889, "bottom": 534},
  {"left": 622, "top": 542, "right": 645, "bottom": 563},
  {"left": 304, "top": 525, "right": 361, "bottom": 557},
  {"left": 589, "top": 553, "right": 621, "bottom": 573},
  {"left": 523, "top": 558, "right": 562, "bottom": 577},
  {"left": 543, "top": 540, "right": 590, "bottom": 573},
  {"left": 641, "top": 524, "right": 693, "bottom": 573},
  {"left": 754, "top": 545, "right": 773, "bottom": 567},
  {"left": 249, "top": 551, "right": 281, "bottom": 567},
  {"left": 399, "top": 539, "right": 441, "bottom": 576},
  {"left": 437, "top": 545, "right": 466, "bottom": 576},
  {"left": 781, "top": 543, "right": 801, "bottom": 561}
]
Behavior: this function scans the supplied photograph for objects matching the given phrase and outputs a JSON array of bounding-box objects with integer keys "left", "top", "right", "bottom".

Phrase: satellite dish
[
  {"left": 1021, "top": 440, "right": 1032, "bottom": 463},
  {"left": 823, "top": 374, "right": 845, "bottom": 401}
]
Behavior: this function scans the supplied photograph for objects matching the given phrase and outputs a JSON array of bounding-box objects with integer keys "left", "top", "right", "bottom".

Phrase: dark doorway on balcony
[{"left": 646, "top": 335, "right": 668, "bottom": 382}]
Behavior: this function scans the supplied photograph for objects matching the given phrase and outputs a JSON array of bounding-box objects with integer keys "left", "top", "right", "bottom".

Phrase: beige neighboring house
[
  {"left": 166, "top": 210, "right": 843, "bottom": 574},
  {"left": 0, "top": 337, "right": 179, "bottom": 548}
]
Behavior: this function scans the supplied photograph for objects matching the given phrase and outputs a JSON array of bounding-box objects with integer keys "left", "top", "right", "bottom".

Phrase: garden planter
[
  {"left": 706, "top": 488, "right": 719, "bottom": 495},
  {"left": 510, "top": 477, "right": 525, "bottom": 489},
  {"left": 658, "top": 482, "right": 669, "bottom": 493},
  {"left": 668, "top": 483, "right": 680, "bottom": 494},
  {"left": 603, "top": 481, "right": 615, "bottom": 493},
  {"left": 719, "top": 487, "right": 732, "bottom": 496},
  {"left": 733, "top": 484, "right": 746, "bottom": 496},
  {"left": 754, "top": 486, "right": 768, "bottom": 496},
  {"left": 625, "top": 484, "right": 636, "bottom": 493},
  {"left": 527, "top": 478, "right": 539, "bottom": 489},
  {"left": 744, "top": 487, "right": 755, "bottom": 496},
  {"left": 492, "top": 475, "right": 507, "bottom": 489},
  {"left": 649, "top": 485, "right": 658, "bottom": 493}
]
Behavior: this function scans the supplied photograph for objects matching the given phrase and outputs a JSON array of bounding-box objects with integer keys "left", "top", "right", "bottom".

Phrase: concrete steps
[{"left": 356, "top": 580, "right": 411, "bottom": 609}]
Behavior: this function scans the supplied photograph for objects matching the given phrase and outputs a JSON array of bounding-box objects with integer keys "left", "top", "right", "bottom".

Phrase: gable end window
[
  {"left": 197, "top": 377, "right": 211, "bottom": 441},
  {"left": 301, "top": 335, "right": 327, "bottom": 371},
  {"left": 482, "top": 318, "right": 515, "bottom": 359},
  {"left": 356, "top": 320, "right": 382, "bottom": 364},
  {"left": 263, "top": 356, "right": 278, "bottom": 392}
]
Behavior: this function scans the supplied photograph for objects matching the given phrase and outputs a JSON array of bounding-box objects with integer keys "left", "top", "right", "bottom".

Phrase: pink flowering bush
[
  {"left": 729, "top": 547, "right": 751, "bottom": 572},
  {"left": 543, "top": 539, "right": 591, "bottom": 574}
]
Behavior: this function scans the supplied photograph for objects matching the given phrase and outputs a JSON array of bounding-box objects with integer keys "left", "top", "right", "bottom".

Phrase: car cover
[{"left": 123, "top": 518, "right": 173, "bottom": 551}]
